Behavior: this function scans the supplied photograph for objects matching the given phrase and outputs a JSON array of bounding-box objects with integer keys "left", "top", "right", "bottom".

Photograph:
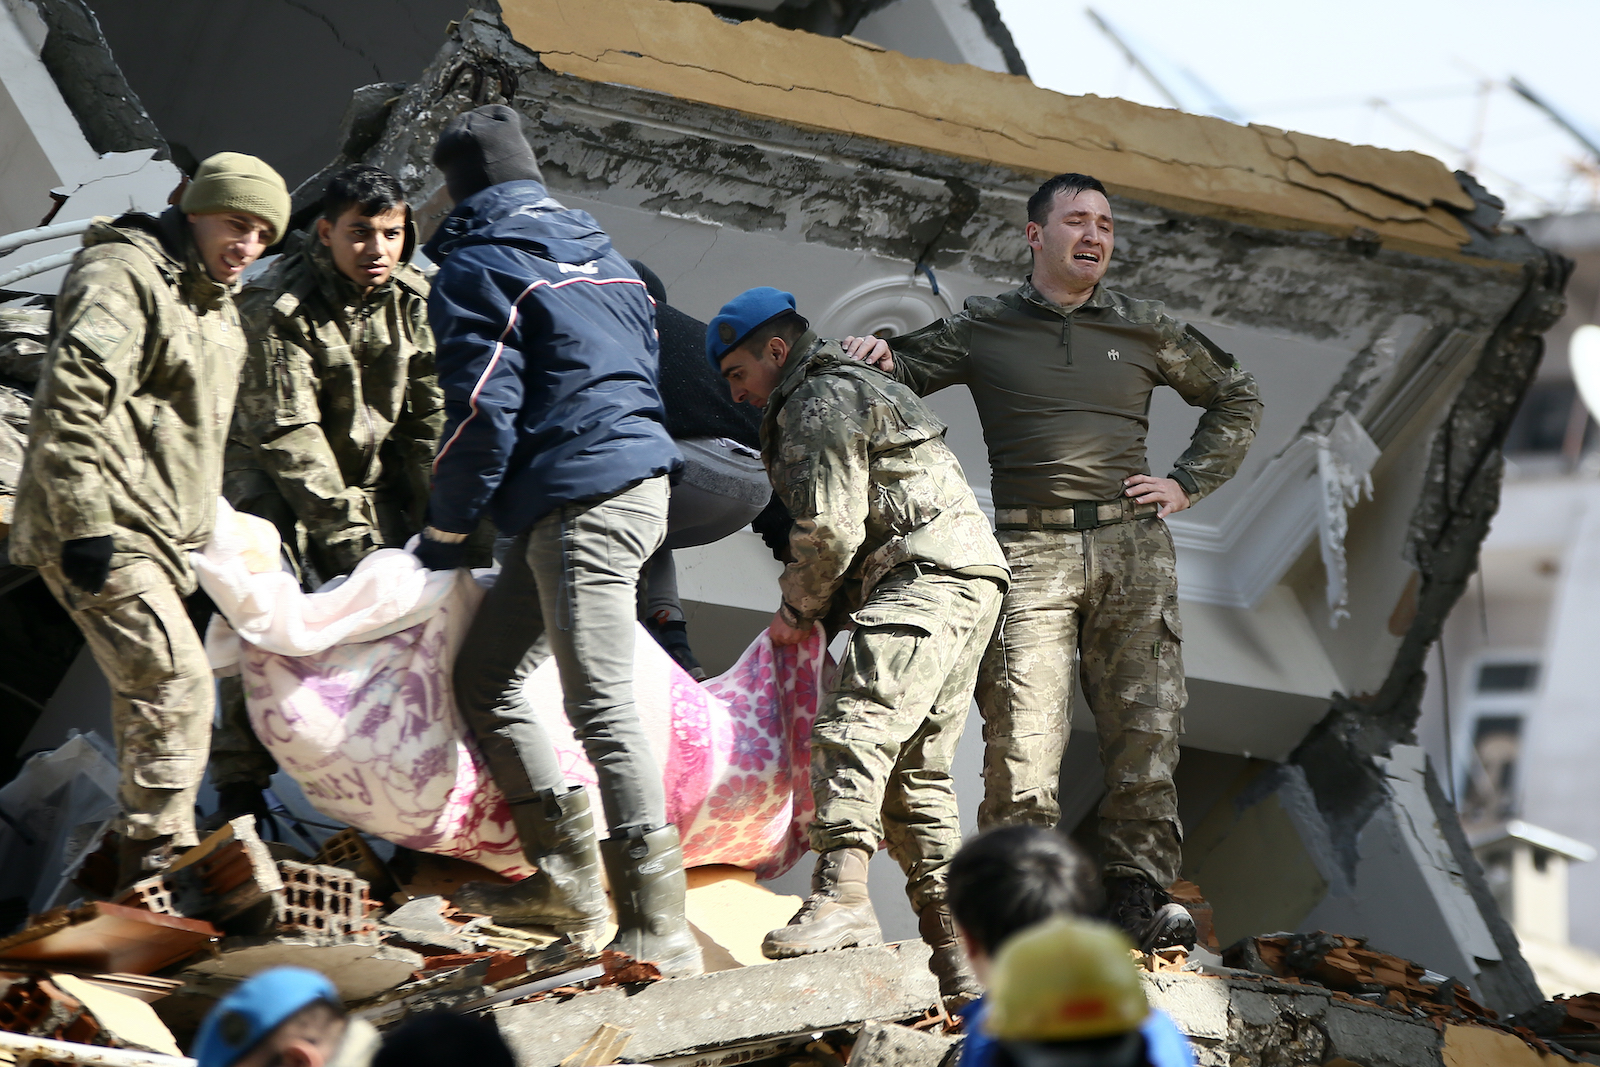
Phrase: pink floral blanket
[{"left": 237, "top": 591, "right": 826, "bottom": 880}]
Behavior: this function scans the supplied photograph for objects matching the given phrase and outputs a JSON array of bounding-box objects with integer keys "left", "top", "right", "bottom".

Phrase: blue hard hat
[
  {"left": 706, "top": 287, "right": 799, "bottom": 370},
  {"left": 192, "top": 967, "right": 341, "bottom": 1067}
]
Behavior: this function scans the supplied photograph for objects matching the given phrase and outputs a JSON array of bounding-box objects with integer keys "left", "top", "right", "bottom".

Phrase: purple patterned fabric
[{"left": 242, "top": 604, "right": 828, "bottom": 880}]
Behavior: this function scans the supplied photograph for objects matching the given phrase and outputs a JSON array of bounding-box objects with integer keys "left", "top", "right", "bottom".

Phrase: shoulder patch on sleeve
[
  {"left": 1184, "top": 325, "right": 1238, "bottom": 369},
  {"left": 963, "top": 295, "right": 1007, "bottom": 320},
  {"left": 67, "top": 296, "right": 139, "bottom": 362}
]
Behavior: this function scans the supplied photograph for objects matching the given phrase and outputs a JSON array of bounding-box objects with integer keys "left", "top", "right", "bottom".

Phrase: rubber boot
[
  {"left": 600, "top": 824, "right": 703, "bottom": 977},
  {"left": 762, "top": 847, "right": 884, "bottom": 958},
  {"left": 917, "top": 900, "right": 983, "bottom": 1011},
  {"left": 116, "top": 833, "right": 178, "bottom": 892},
  {"left": 452, "top": 786, "right": 608, "bottom": 942},
  {"left": 1104, "top": 875, "right": 1196, "bottom": 952}
]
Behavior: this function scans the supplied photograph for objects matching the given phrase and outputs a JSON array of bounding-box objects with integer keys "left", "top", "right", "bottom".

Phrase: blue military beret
[
  {"left": 706, "top": 287, "right": 798, "bottom": 370},
  {"left": 192, "top": 968, "right": 341, "bottom": 1067}
]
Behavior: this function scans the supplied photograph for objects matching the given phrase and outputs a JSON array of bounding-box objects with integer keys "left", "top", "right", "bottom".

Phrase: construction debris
[
  {"left": 0, "top": 904, "right": 218, "bottom": 976},
  {"left": 0, "top": 1031, "right": 192, "bottom": 1067},
  {"left": 1221, "top": 931, "right": 1495, "bottom": 1020}
]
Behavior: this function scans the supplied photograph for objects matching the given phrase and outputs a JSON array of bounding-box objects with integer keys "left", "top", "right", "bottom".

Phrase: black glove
[
  {"left": 414, "top": 534, "right": 469, "bottom": 572},
  {"left": 61, "top": 535, "right": 114, "bottom": 595}
]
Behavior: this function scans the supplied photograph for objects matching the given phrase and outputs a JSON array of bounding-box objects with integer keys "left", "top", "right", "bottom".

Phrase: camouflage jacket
[
  {"left": 760, "top": 333, "right": 1008, "bottom": 625},
  {"left": 888, "top": 279, "right": 1262, "bottom": 508},
  {"left": 9, "top": 209, "right": 245, "bottom": 593},
  {"left": 228, "top": 232, "right": 439, "bottom": 575}
]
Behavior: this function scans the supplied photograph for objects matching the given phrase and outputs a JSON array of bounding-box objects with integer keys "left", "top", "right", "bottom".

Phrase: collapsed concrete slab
[
  {"left": 490, "top": 941, "right": 939, "bottom": 1067},
  {"left": 324, "top": 2, "right": 1569, "bottom": 1009}
]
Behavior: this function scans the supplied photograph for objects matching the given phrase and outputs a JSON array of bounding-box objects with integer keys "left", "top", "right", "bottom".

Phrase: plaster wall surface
[{"left": 0, "top": 1, "right": 94, "bottom": 236}]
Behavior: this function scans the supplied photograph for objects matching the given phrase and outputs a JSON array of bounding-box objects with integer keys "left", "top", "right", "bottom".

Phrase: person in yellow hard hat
[{"left": 984, "top": 916, "right": 1194, "bottom": 1067}]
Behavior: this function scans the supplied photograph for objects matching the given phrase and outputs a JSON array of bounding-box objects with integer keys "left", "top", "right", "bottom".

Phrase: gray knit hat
[{"left": 179, "top": 152, "right": 290, "bottom": 241}]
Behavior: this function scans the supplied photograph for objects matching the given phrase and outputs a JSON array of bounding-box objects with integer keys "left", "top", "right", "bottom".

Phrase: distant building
[{"left": 1418, "top": 211, "right": 1600, "bottom": 993}]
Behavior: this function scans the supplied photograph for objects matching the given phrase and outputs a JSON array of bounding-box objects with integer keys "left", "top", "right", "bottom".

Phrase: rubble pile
[
  {"left": 0, "top": 815, "right": 674, "bottom": 1057},
  {"left": 1222, "top": 931, "right": 1494, "bottom": 1018},
  {"left": 1507, "top": 993, "right": 1600, "bottom": 1056}
]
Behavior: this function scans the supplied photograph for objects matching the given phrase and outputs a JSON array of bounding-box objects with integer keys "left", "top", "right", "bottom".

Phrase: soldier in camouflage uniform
[
  {"left": 8, "top": 153, "right": 289, "bottom": 885},
  {"left": 211, "top": 165, "right": 440, "bottom": 819},
  {"left": 851, "top": 173, "right": 1262, "bottom": 950},
  {"left": 710, "top": 288, "right": 1009, "bottom": 1010}
]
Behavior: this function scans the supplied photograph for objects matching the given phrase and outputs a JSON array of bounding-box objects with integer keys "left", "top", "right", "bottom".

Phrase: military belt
[{"left": 993, "top": 498, "right": 1159, "bottom": 531}]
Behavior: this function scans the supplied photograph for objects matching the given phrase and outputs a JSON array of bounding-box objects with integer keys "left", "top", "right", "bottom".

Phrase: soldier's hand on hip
[
  {"left": 61, "top": 535, "right": 114, "bottom": 595},
  {"left": 842, "top": 335, "right": 894, "bottom": 374},
  {"left": 769, "top": 610, "right": 811, "bottom": 647},
  {"left": 1124, "top": 475, "right": 1190, "bottom": 518}
]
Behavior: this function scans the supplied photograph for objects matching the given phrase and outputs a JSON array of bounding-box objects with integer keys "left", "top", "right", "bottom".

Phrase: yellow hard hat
[{"left": 984, "top": 917, "right": 1150, "bottom": 1042}]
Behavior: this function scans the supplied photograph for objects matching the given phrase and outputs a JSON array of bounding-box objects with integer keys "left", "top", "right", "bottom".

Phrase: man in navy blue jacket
[{"left": 413, "top": 104, "right": 698, "bottom": 977}]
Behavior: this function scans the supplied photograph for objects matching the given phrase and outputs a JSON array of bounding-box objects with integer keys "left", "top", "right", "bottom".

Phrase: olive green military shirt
[
  {"left": 9, "top": 212, "right": 245, "bottom": 593},
  {"left": 760, "top": 333, "right": 1008, "bottom": 625},
  {"left": 888, "top": 279, "right": 1262, "bottom": 509},
  {"left": 228, "top": 233, "right": 440, "bottom": 576}
]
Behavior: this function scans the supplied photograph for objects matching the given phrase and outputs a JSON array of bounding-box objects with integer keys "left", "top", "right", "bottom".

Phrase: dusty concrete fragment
[
  {"left": 378, "top": 896, "right": 477, "bottom": 954},
  {"left": 183, "top": 938, "right": 424, "bottom": 1002},
  {"left": 849, "top": 1021, "right": 958, "bottom": 1067},
  {"left": 491, "top": 941, "right": 939, "bottom": 1067},
  {"left": 1148, "top": 972, "right": 1447, "bottom": 1067}
]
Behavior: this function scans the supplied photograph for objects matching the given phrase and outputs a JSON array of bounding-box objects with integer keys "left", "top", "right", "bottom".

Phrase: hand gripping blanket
[{"left": 196, "top": 501, "right": 824, "bottom": 880}]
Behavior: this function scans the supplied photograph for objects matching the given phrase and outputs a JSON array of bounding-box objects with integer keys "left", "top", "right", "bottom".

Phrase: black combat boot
[
  {"left": 1104, "top": 875, "right": 1196, "bottom": 952},
  {"left": 451, "top": 786, "right": 608, "bottom": 944},
  {"left": 763, "top": 847, "right": 884, "bottom": 957},
  {"left": 917, "top": 899, "right": 983, "bottom": 1011},
  {"left": 600, "top": 824, "right": 703, "bottom": 977}
]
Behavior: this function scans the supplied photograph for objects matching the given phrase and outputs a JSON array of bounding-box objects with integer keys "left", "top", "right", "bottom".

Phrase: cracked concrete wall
[{"left": 496, "top": 0, "right": 1479, "bottom": 257}]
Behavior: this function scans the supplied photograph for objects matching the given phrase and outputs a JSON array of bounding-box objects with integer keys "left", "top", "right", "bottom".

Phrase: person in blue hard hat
[
  {"left": 414, "top": 104, "right": 698, "bottom": 978},
  {"left": 192, "top": 967, "right": 379, "bottom": 1067},
  {"left": 709, "top": 286, "right": 1008, "bottom": 1011}
]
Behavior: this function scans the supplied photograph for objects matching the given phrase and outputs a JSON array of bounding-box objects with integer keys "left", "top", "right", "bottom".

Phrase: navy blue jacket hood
[{"left": 424, "top": 180, "right": 680, "bottom": 535}]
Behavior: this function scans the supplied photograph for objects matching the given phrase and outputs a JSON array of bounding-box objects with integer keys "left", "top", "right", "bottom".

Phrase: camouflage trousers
[
  {"left": 974, "top": 518, "right": 1185, "bottom": 888},
  {"left": 38, "top": 557, "right": 213, "bottom": 846},
  {"left": 809, "top": 566, "right": 1004, "bottom": 912}
]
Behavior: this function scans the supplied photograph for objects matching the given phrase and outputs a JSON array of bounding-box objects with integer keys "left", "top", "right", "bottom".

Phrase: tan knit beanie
[{"left": 179, "top": 152, "right": 290, "bottom": 241}]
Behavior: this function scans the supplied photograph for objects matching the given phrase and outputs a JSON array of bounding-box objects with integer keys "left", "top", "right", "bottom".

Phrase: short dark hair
[
  {"left": 371, "top": 1012, "right": 513, "bottom": 1067},
  {"left": 321, "top": 164, "right": 406, "bottom": 222},
  {"left": 946, "top": 825, "right": 1097, "bottom": 955},
  {"left": 1026, "top": 173, "right": 1109, "bottom": 226},
  {"left": 735, "top": 311, "right": 809, "bottom": 358}
]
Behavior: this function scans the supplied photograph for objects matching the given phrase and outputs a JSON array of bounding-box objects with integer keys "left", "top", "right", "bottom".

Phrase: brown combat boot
[
  {"left": 763, "top": 848, "right": 884, "bottom": 958},
  {"left": 452, "top": 786, "right": 608, "bottom": 944},
  {"left": 917, "top": 900, "right": 983, "bottom": 1011}
]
